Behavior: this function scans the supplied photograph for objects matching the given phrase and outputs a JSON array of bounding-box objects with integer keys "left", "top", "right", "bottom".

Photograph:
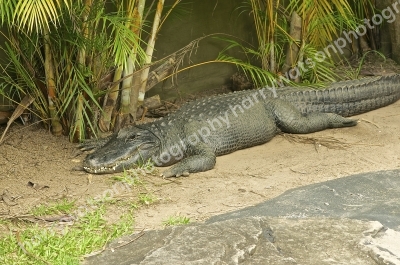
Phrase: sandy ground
[{"left": 1, "top": 92, "right": 400, "bottom": 234}]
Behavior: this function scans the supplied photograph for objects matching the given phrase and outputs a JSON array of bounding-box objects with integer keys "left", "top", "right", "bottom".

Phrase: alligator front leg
[{"left": 161, "top": 142, "right": 216, "bottom": 178}]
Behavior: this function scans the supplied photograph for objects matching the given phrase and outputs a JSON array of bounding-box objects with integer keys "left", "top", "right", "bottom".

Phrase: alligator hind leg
[{"left": 270, "top": 99, "right": 358, "bottom": 134}]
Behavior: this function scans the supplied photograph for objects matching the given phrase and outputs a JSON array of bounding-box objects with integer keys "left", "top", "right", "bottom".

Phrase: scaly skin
[{"left": 82, "top": 74, "right": 400, "bottom": 177}]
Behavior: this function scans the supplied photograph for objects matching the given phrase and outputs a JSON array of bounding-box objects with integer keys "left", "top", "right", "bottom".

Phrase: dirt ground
[
  {"left": 2, "top": 94, "right": 400, "bottom": 233},
  {"left": 1, "top": 58, "right": 400, "bottom": 235}
]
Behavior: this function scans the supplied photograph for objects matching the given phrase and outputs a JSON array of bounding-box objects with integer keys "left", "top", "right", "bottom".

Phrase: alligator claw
[{"left": 161, "top": 170, "right": 173, "bottom": 178}]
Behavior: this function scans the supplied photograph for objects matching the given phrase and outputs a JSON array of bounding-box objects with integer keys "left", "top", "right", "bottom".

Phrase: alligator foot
[
  {"left": 161, "top": 169, "right": 190, "bottom": 178},
  {"left": 160, "top": 142, "right": 217, "bottom": 178},
  {"left": 271, "top": 100, "right": 359, "bottom": 134}
]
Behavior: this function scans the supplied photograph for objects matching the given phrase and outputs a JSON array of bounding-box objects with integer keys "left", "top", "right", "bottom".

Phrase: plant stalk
[
  {"left": 43, "top": 26, "right": 63, "bottom": 135},
  {"left": 138, "top": 0, "right": 164, "bottom": 105}
]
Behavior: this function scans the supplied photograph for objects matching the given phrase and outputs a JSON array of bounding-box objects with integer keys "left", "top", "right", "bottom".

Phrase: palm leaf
[
  {"left": 216, "top": 53, "right": 278, "bottom": 88},
  {"left": 13, "top": 0, "right": 72, "bottom": 33},
  {"left": 0, "top": 0, "right": 17, "bottom": 24},
  {"left": 287, "top": 0, "right": 357, "bottom": 48},
  {"left": 105, "top": 15, "right": 147, "bottom": 68}
]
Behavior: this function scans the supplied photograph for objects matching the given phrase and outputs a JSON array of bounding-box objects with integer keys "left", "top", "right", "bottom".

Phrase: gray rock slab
[
  {"left": 208, "top": 169, "right": 400, "bottom": 230},
  {"left": 85, "top": 217, "right": 391, "bottom": 265}
]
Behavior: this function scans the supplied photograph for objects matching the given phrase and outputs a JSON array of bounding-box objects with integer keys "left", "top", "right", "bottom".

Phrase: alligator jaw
[
  {"left": 83, "top": 149, "right": 141, "bottom": 174},
  {"left": 83, "top": 156, "right": 134, "bottom": 174},
  {"left": 82, "top": 127, "right": 160, "bottom": 174},
  {"left": 83, "top": 165, "right": 120, "bottom": 174}
]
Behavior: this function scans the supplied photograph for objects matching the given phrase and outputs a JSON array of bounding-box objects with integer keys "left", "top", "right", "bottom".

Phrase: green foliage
[
  {"left": 340, "top": 50, "right": 386, "bottom": 80},
  {"left": 298, "top": 44, "right": 339, "bottom": 84},
  {"left": 350, "top": 0, "right": 376, "bottom": 23},
  {"left": 0, "top": 0, "right": 379, "bottom": 142},
  {"left": 112, "top": 172, "right": 145, "bottom": 187},
  {"left": 106, "top": 14, "right": 147, "bottom": 67},
  {"left": 0, "top": 1, "right": 147, "bottom": 141},
  {"left": 0, "top": 0, "right": 73, "bottom": 33},
  {"left": 215, "top": 37, "right": 283, "bottom": 87},
  {"left": 286, "top": 0, "right": 356, "bottom": 48},
  {"left": 219, "top": 0, "right": 374, "bottom": 87}
]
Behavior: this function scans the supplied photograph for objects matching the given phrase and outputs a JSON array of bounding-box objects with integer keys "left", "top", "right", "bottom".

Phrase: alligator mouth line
[
  {"left": 84, "top": 154, "right": 138, "bottom": 173},
  {"left": 83, "top": 143, "right": 156, "bottom": 173}
]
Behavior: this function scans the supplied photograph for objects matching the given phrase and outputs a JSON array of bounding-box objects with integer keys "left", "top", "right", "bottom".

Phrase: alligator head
[{"left": 83, "top": 126, "right": 160, "bottom": 174}]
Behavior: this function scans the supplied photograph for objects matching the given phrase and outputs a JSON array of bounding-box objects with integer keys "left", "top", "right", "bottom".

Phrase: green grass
[
  {"left": 111, "top": 159, "right": 157, "bottom": 186},
  {"left": 138, "top": 193, "right": 157, "bottom": 206},
  {"left": 162, "top": 215, "right": 191, "bottom": 227},
  {"left": 30, "top": 199, "right": 75, "bottom": 216},
  {"left": 0, "top": 206, "right": 135, "bottom": 265},
  {"left": 112, "top": 171, "right": 144, "bottom": 186},
  {"left": 111, "top": 162, "right": 158, "bottom": 207}
]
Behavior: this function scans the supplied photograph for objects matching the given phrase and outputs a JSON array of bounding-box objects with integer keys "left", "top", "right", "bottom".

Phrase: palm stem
[
  {"left": 138, "top": 0, "right": 164, "bottom": 105},
  {"left": 43, "top": 26, "right": 63, "bottom": 135},
  {"left": 100, "top": 66, "right": 123, "bottom": 132}
]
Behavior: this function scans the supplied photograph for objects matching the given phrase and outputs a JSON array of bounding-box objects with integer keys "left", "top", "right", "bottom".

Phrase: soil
[{"left": 1, "top": 56, "right": 400, "bottom": 235}]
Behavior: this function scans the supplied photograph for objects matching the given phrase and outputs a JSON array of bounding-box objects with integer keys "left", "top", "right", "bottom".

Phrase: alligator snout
[
  {"left": 83, "top": 153, "right": 119, "bottom": 174},
  {"left": 82, "top": 128, "right": 160, "bottom": 174}
]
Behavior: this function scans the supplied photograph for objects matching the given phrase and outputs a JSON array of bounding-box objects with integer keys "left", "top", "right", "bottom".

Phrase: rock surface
[
  {"left": 85, "top": 217, "right": 400, "bottom": 265},
  {"left": 84, "top": 170, "right": 400, "bottom": 265},
  {"left": 209, "top": 169, "right": 400, "bottom": 229}
]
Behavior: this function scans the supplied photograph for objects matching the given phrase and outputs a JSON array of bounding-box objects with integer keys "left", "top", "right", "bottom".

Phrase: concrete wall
[
  {"left": 148, "top": 1, "right": 256, "bottom": 100},
  {"left": 377, "top": 0, "right": 400, "bottom": 62}
]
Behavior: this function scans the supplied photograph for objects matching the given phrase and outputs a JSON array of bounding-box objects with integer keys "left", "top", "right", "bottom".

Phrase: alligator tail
[{"left": 279, "top": 74, "right": 400, "bottom": 117}]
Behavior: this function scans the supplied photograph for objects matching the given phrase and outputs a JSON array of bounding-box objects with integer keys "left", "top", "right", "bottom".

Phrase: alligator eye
[{"left": 126, "top": 134, "right": 137, "bottom": 141}]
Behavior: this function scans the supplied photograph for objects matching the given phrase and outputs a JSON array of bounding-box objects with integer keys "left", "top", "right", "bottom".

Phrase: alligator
[{"left": 82, "top": 74, "right": 400, "bottom": 177}]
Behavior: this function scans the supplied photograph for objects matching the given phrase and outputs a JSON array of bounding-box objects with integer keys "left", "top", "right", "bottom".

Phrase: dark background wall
[
  {"left": 148, "top": 1, "right": 256, "bottom": 100},
  {"left": 377, "top": 0, "right": 400, "bottom": 61},
  {"left": 150, "top": 0, "right": 400, "bottom": 101}
]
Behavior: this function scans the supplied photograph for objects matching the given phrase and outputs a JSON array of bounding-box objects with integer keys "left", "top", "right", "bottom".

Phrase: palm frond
[
  {"left": 300, "top": 44, "right": 339, "bottom": 83},
  {"left": 105, "top": 15, "right": 147, "bottom": 68},
  {"left": 0, "top": 0, "right": 17, "bottom": 24},
  {"left": 216, "top": 53, "right": 277, "bottom": 88},
  {"left": 287, "top": 0, "right": 357, "bottom": 48},
  {"left": 12, "top": 0, "right": 73, "bottom": 33},
  {"left": 0, "top": 33, "right": 49, "bottom": 121}
]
